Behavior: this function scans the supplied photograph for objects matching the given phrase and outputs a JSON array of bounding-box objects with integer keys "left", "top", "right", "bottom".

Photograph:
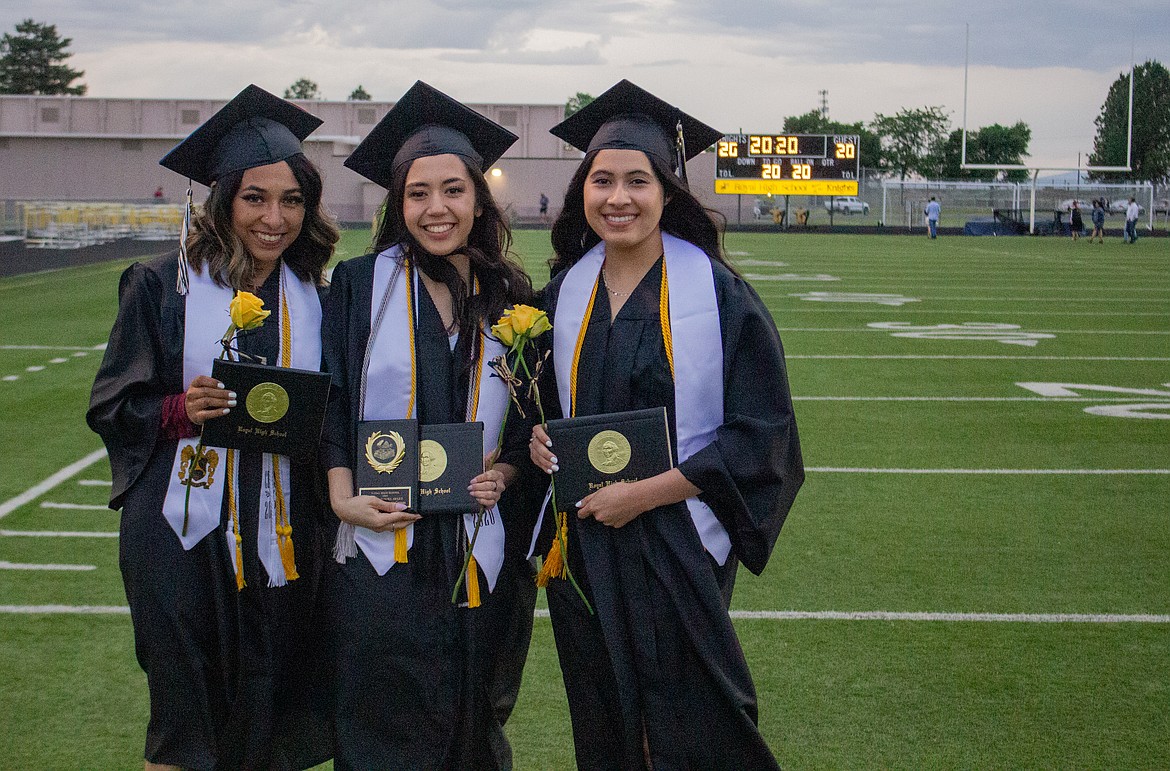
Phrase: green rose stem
[{"left": 517, "top": 350, "right": 593, "bottom": 615}]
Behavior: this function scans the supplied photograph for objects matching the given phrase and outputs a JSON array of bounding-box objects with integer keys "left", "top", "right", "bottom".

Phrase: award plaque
[
  {"left": 545, "top": 407, "right": 674, "bottom": 509},
  {"left": 201, "top": 358, "right": 331, "bottom": 459},
  {"left": 418, "top": 422, "right": 484, "bottom": 515},
  {"left": 356, "top": 419, "right": 419, "bottom": 509}
]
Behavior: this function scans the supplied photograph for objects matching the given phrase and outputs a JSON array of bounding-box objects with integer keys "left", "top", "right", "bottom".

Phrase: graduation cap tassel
[
  {"left": 175, "top": 182, "right": 193, "bottom": 295},
  {"left": 675, "top": 120, "right": 688, "bottom": 187}
]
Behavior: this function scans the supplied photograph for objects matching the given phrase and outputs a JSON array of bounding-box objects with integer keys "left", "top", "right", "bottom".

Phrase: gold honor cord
[
  {"left": 568, "top": 274, "right": 601, "bottom": 418},
  {"left": 227, "top": 449, "right": 244, "bottom": 590},
  {"left": 659, "top": 260, "right": 675, "bottom": 380},
  {"left": 396, "top": 259, "right": 418, "bottom": 564},
  {"left": 273, "top": 271, "right": 298, "bottom": 581}
]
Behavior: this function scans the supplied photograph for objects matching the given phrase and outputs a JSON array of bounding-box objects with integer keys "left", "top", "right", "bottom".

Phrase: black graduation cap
[
  {"left": 550, "top": 79, "right": 723, "bottom": 178},
  {"left": 159, "top": 84, "right": 323, "bottom": 187},
  {"left": 344, "top": 80, "right": 518, "bottom": 190}
]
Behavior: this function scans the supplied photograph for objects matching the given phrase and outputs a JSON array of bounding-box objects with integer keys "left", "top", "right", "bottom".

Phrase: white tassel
[{"left": 333, "top": 521, "right": 357, "bottom": 563}]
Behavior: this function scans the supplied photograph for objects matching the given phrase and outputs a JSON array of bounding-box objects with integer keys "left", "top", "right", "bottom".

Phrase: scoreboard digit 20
[{"left": 714, "top": 134, "right": 860, "bottom": 196}]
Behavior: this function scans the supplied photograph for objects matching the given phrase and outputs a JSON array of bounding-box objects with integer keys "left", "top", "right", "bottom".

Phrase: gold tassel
[
  {"left": 277, "top": 523, "right": 299, "bottom": 581},
  {"left": 466, "top": 554, "right": 481, "bottom": 608},
  {"left": 535, "top": 516, "right": 568, "bottom": 587},
  {"left": 234, "top": 531, "right": 246, "bottom": 591},
  {"left": 394, "top": 528, "right": 409, "bottom": 563},
  {"left": 271, "top": 456, "right": 299, "bottom": 582}
]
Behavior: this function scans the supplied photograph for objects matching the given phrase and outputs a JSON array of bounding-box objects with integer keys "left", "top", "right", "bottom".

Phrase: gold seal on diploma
[
  {"left": 418, "top": 439, "right": 448, "bottom": 483},
  {"left": 588, "top": 430, "right": 632, "bottom": 474},
  {"left": 365, "top": 430, "right": 406, "bottom": 474},
  {"left": 246, "top": 382, "right": 289, "bottom": 424}
]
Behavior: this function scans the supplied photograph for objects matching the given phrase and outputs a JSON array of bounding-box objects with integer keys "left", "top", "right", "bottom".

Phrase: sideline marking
[
  {"left": 0, "top": 449, "right": 108, "bottom": 519},
  {"left": 775, "top": 327, "right": 1170, "bottom": 335},
  {"left": 40, "top": 502, "right": 110, "bottom": 511},
  {"left": 3, "top": 607, "right": 1164, "bottom": 622},
  {"left": 531, "top": 609, "right": 1168, "bottom": 623},
  {"left": 0, "top": 530, "right": 118, "bottom": 538},
  {"left": 0, "top": 561, "right": 96, "bottom": 571},
  {"left": 0, "top": 605, "right": 128, "bottom": 614},
  {"left": 794, "top": 396, "right": 1162, "bottom": 402},
  {"left": 788, "top": 355, "right": 1170, "bottom": 361},
  {"left": 78, "top": 479, "right": 112, "bottom": 486},
  {"left": 807, "top": 467, "right": 1170, "bottom": 475},
  {"left": 0, "top": 345, "right": 105, "bottom": 351}
]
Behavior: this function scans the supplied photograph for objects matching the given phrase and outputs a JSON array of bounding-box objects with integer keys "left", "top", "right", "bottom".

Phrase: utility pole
[{"left": 818, "top": 90, "right": 829, "bottom": 121}]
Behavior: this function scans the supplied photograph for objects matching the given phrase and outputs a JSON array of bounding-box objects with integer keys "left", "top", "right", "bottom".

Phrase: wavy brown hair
[
  {"left": 186, "top": 153, "right": 339, "bottom": 289},
  {"left": 549, "top": 148, "right": 733, "bottom": 278},
  {"left": 372, "top": 156, "right": 534, "bottom": 342}
]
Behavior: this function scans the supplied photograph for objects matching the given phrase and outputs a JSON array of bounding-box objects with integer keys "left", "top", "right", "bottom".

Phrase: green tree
[
  {"left": 870, "top": 106, "right": 950, "bottom": 179},
  {"left": 939, "top": 122, "right": 1031, "bottom": 182},
  {"left": 0, "top": 19, "right": 86, "bottom": 95},
  {"left": 782, "top": 109, "right": 882, "bottom": 173},
  {"left": 348, "top": 85, "right": 372, "bottom": 101},
  {"left": 1088, "top": 60, "right": 1170, "bottom": 184},
  {"left": 564, "top": 92, "right": 594, "bottom": 119},
  {"left": 283, "top": 77, "right": 321, "bottom": 100}
]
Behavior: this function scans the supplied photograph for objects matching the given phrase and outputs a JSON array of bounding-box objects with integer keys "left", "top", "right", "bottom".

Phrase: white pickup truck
[{"left": 823, "top": 196, "right": 869, "bottom": 215}]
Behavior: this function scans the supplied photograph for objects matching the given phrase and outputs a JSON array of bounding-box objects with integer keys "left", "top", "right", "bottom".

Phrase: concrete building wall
[{"left": 1, "top": 94, "right": 745, "bottom": 228}]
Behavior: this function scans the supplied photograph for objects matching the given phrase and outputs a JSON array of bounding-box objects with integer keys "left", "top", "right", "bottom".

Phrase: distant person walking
[
  {"left": 1069, "top": 201, "right": 1083, "bottom": 241},
  {"left": 924, "top": 197, "right": 940, "bottom": 239},
  {"left": 539, "top": 191, "right": 549, "bottom": 222},
  {"left": 1090, "top": 199, "right": 1105, "bottom": 243},
  {"left": 1124, "top": 197, "right": 1139, "bottom": 243}
]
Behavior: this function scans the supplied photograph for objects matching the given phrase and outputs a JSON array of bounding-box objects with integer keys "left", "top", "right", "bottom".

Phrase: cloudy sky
[{"left": 8, "top": 1, "right": 1167, "bottom": 169}]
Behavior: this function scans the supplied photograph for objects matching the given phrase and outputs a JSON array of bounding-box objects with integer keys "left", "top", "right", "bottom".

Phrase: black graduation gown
[
  {"left": 86, "top": 253, "right": 332, "bottom": 771},
  {"left": 533, "top": 255, "right": 804, "bottom": 771},
  {"left": 321, "top": 252, "right": 528, "bottom": 770}
]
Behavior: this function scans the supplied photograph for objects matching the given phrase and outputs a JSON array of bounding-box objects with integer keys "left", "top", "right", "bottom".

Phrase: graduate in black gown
[
  {"left": 86, "top": 86, "right": 339, "bottom": 770},
  {"left": 526, "top": 80, "right": 805, "bottom": 770},
  {"left": 320, "top": 81, "right": 536, "bottom": 770}
]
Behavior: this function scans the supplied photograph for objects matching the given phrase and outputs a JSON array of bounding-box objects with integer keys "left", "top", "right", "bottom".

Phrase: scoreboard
[{"left": 714, "top": 134, "right": 860, "bottom": 196}]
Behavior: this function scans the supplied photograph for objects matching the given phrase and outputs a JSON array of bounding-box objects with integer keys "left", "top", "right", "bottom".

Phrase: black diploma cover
[
  {"left": 355, "top": 419, "right": 419, "bottom": 509},
  {"left": 546, "top": 407, "right": 674, "bottom": 508},
  {"left": 418, "top": 422, "right": 484, "bottom": 515},
  {"left": 201, "top": 358, "right": 331, "bottom": 459}
]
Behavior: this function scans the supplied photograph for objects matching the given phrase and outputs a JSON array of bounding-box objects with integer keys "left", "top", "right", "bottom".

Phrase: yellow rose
[
  {"left": 506, "top": 304, "right": 550, "bottom": 338},
  {"left": 229, "top": 291, "right": 270, "bottom": 331},
  {"left": 490, "top": 319, "right": 515, "bottom": 347}
]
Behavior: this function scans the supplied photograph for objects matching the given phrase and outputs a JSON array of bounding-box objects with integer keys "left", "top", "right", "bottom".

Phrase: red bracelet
[{"left": 160, "top": 393, "right": 199, "bottom": 440}]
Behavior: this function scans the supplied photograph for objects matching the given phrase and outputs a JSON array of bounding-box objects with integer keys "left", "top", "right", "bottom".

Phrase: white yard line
[
  {"left": 807, "top": 467, "right": 1170, "bottom": 475},
  {"left": 775, "top": 327, "right": 1170, "bottom": 335},
  {"left": 0, "top": 345, "right": 106, "bottom": 351},
  {"left": 0, "top": 449, "right": 108, "bottom": 519},
  {"left": 3, "top": 606, "right": 1165, "bottom": 622},
  {"left": 39, "top": 502, "right": 112, "bottom": 510},
  {"left": 0, "top": 605, "right": 128, "bottom": 614},
  {"left": 531, "top": 609, "right": 1169, "bottom": 623},
  {"left": 788, "top": 355, "right": 1170, "bottom": 361},
  {"left": 0, "top": 561, "right": 96, "bottom": 571},
  {"left": 0, "top": 530, "right": 118, "bottom": 538},
  {"left": 77, "top": 479, "right": 112, "bottom": 486},
  {"left": 793, "top": 396, "right": 1165, "bottom": 402}
]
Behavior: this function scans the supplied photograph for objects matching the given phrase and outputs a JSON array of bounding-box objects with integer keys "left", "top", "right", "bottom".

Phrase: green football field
[{"left": 1, "top": 230, "right": 1167, "bottom": 768}]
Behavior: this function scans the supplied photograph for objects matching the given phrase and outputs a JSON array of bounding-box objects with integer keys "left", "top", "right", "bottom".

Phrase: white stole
[
  {"left": 535, "top": 232, "right": 732, "bottom": 564},
  {"left": 161, "top": 262, "right": 323, "bottom": 586},
  {"left": 350, "top": 246, "right": 507, "bottom": 588}
]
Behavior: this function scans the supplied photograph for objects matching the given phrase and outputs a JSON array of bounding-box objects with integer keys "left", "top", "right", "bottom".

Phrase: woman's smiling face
[{"left": 401, "top": 153, "right": 480, "bottom": 256}]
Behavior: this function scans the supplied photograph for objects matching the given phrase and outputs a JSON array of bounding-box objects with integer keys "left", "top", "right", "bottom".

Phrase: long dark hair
[
  {"left": 371, "top": 155, "right": 533, "bottom": 345},
  {"left": 186, "top": 153, "right": 339, "bottom": 289},
  {"left": 549, "top": 148, "right": 733, "bottom": 277}
]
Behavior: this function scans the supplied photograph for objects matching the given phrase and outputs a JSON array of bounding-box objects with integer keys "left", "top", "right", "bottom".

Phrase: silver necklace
[{"left": 602, "top": 266, "right": 632, "bottom": 297}]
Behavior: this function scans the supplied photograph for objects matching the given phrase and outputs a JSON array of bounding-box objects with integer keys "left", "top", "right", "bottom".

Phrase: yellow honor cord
[
  {"left": 274, "top": 273, "right": 298, "bottom": 581},
  {"left": 394, "top": 529, "right": 408, "bottom": 563},
  {"left": 226, "top": 449, "right": 245, "bottom": 591},
  {"left": 568, "top": 273, "right": 601, "bottom": 418},
  {"left": 466, "top": 554, "right": 481, "bottom": 608},
  {"left": 659, "top": 260, "right": 674, "bottom": 380}
]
